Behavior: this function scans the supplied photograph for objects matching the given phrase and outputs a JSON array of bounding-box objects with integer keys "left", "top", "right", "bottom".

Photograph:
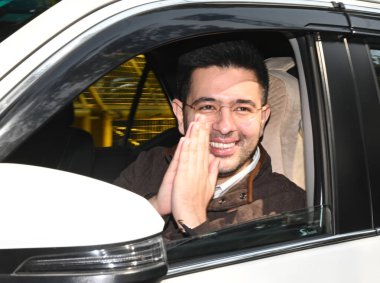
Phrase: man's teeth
[{"left": 210, "top": 142, "right": 235, "bottom": 149}]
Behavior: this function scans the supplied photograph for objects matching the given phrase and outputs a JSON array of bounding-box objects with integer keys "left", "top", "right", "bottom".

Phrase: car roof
[{"left": 0, "top": 0, "right": 380, "bottom": 94}]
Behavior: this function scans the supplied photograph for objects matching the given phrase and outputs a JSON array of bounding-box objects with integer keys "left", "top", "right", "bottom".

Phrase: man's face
[{"left": 173, "top": 66, "right": 270, "bottom": 178}]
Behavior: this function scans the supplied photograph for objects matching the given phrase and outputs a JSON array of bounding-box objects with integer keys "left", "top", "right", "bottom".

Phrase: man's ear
[
  {"left": 259, "top": 105, "right": 271, "bottom": 137},
  {"left": 172, "top": 98, "right": 185, "bottom": 135}
]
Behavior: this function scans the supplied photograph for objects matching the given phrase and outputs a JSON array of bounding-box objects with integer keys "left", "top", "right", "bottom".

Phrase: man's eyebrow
[
  {"left": 191, "top": 97, "right": 259, "bottom": 106},
  {"left": 235, "top": 99, "right": 257, "bottom": 106},
  {"left": 191, "top": 97, "right": 217, "bottom": 104}
]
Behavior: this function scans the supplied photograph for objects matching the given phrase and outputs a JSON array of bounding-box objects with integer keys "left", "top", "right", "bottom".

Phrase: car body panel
[{"left": 164, "top": 235, "right": 380, "bottom": 283}]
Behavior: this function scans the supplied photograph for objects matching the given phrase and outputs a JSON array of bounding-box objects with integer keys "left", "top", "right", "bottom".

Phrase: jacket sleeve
[{"left": 113, "top": 147, "right": 169, "bottom": 198}]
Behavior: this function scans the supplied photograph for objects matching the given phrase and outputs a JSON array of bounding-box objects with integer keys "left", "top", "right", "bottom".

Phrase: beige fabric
[{"left": 262, "top": 57, "right": 305, "bottom": 189}]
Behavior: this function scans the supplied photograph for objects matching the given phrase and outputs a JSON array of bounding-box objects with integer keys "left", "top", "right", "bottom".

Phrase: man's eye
[
  {"left": 198, "top": 104, "right": 217, "bottom": 112},
  {"left": 234, "top": 106, "right": 253, "bottom": 113}
]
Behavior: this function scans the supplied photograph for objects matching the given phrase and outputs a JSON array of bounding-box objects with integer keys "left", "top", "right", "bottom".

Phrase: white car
[{"left": 0, "top": 0, "right": 379, "bottom": 282}]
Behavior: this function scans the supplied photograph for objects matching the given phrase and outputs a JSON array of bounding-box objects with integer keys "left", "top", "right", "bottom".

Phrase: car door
[{"left": 0, "top": 1, "right": 379, "bottom": 282}]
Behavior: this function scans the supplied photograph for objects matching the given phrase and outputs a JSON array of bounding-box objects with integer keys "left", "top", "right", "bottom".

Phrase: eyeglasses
[{"left": 183, "top": 99, "right": 267, "bottom": 123}]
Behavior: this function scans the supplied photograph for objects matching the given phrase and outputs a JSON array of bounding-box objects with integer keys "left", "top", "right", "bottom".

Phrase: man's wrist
[
  {"left": 148, "top": 196, "right": 164, "bottom": 215},
  {"left": 174, "top": 212, "right": 207, "bottom": 230},
  {"left": 176, "top": 219, "right": 198, "bottom": 236}
]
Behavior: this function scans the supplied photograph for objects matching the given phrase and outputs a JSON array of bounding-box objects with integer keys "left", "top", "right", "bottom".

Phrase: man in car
[{"left": 114, "top": 40, "right": 305, "bottom": 239}]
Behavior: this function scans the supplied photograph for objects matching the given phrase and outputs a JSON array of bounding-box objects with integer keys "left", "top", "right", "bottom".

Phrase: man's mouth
[
  {"left": 209, "top": 140, "right": 238, "bottom": 157},
  {"left": 209, "top": 142, "right": 235, "bottom": 149}
]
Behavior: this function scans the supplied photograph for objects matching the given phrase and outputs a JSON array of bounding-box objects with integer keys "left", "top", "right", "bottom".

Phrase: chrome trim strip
[
  {"left": 182, "top": 0, "right": 380, "bottom": 14},
  {"left": 344, "top": 2, "right": 380, "bottom": 13},
  {"left": 183, "top": 0, "right": 380, "bottom": 11},
  {"left": 182, "top": 0, "right": 332, "bottom": 7},
  {"left": 314, "top": 37, "right": 337, "bottom": 232},
  {"left": 167, "top": 229, "right": 377, "bottom": 276}
]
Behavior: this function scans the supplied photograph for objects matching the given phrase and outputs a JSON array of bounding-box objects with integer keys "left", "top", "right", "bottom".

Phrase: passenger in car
[{"left": 114, "top": 40, "right": 305, "bottom": 239}]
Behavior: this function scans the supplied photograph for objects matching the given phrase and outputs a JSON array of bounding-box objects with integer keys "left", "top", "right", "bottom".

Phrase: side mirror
[{"left": 0, "top": 163, "right": 167, "bottom": 283}]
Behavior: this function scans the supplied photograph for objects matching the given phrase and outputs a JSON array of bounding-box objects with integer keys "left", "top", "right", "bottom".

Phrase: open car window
[
  {"left": 4, "top": 31, "right": 326, "bottom": 260},
  {"left": 4, "top": 32, "right": 310, "bottom": 186}
]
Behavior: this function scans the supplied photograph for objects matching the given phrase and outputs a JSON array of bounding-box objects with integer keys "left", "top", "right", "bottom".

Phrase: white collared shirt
[{"left": 213, "top": 147, "right": 261, "bottom": 199}]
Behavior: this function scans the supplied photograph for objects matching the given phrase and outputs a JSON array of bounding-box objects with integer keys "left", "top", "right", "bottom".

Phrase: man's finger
[{"left": 208, "top": 154, "right": 220, "bottom": 186}]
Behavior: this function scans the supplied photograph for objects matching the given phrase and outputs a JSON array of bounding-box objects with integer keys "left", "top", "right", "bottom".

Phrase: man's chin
[
  {"left": 217, "top": 156, "right": 252, "bottom": 178},
  {"left": 217, "top": 170, "right": 236, "bottom": 179},
  {"left": 217, "top": 164, "right": 241, "bottom": 178}
]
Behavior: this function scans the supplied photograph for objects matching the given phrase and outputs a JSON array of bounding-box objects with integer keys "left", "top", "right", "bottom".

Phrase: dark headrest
[{"left": 45, "top": 103, "right": 74, "bottom": 130}]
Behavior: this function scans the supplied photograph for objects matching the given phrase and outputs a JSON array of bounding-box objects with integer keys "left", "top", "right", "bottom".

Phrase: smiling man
[{"left": 114, "top": 40, "right": 305, "bottom": 239}]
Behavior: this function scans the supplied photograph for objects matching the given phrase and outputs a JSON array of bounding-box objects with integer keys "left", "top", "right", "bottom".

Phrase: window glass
[
  {"left": 73, "top": 55, "right": 176, "bottom": 148},
  {"left": 370, "top": 48, "right": 380, "bottom": 93},
  {"left": 166, "top": 205, "right": 332, "bottom": 264},
  {"left": 0, "top": 0, "right": 59, "bottom": 42}
]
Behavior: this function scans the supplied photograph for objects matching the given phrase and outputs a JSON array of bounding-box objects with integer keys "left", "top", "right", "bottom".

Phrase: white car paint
[
  {"left": 0, "top": 163, "right": 164, "bottom": 248},
  {"left": 164, "top": 236, "right": 380, "bottom": 283}
]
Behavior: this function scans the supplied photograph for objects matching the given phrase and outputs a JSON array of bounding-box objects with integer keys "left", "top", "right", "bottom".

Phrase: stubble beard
[
  {"left": 216, "top": 139, "right": 258, "bottom": 178},
  {"left": 210, "top": 130, "right": 259, "bottom": 178}
]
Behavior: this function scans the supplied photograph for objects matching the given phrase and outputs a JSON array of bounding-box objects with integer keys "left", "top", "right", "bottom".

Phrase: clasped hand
[{"left": 149, "top": 116, "right": 220, "bottom": 229}]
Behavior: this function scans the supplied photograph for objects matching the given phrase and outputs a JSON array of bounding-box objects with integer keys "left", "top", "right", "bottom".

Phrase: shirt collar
[{"left": 213, "top": 147, "right": 261, "bottom": 199}]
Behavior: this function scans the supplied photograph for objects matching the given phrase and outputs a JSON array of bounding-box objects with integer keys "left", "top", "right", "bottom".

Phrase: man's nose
[{"left": 211, "top": 107, "right": 237, "bottom": 134}]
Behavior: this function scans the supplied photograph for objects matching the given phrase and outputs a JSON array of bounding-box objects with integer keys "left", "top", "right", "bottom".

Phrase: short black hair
[{"left": 176, "top": 40, "right": 269, "bottom": 104}]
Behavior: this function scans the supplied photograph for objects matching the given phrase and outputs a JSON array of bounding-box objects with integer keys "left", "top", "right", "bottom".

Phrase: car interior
[{"left": 5, "top": 31, "right": 311, "bottom": 201}]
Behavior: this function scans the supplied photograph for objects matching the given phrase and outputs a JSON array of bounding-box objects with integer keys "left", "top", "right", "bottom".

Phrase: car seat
[
  {"left": 5, "top": 104, "right": 95, "bottom": 176},
  {"left": 262, "top": 57, "right": 305, "bottom": 189}
]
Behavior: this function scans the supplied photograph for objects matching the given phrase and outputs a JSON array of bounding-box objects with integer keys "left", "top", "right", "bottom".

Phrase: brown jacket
[{"left": 114, "top": 145, "right": 305, "bottom": 239}]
